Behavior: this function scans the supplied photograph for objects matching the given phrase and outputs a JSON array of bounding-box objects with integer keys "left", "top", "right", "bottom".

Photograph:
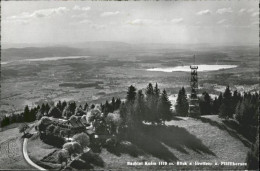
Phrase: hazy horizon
[{"left": 2, "top": 1, "right": 259, "bottom": 46}]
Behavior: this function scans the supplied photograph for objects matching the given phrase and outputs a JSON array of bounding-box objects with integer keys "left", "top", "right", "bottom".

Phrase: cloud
[
  {"left": 73, "top": 5, "right": 91, "bottom": 11},
  {"left": 78, "top": 19, "right": 92, "bottom": 24},
  {"left": 217, "top": 19, "right": 227, "bottom": 24},
  {"left": 196, "top": 10, "right": 211, "bottom": 15},
  {"left": 90, "top": 24, "right": 106, "bottom": 30},
  {"left": 100, "top": 11, "right": 120, "bottom": 17},
  {"left": 251, "top": 12, "right": 259, "bottom": 17},
  {"left": 7, "top": 7, "right": 69, "bottom": 20},
  {"left": 247, "top": 8, "right": 255, "bottom": 13},
  {"left": 216, "top": 8, "right": 233, "bottom": 14},
  {"left": 126, "top": 19, "right": 159, "bottom": 25},
  {"left": 239, "top": 8, "right": 246, "bottom": 13},
  {"left": 171, "top": 18, "right": 183, "bottom": 23},
  {"left": 2, "top": 19, "right": 29, "bottom": 25}
]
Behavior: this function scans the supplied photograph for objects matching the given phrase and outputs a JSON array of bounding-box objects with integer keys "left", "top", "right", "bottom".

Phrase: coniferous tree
[
  {"left": 24, "top": 105, "right": 30, "bottom": 122},
  {"left": 40, "top": 103, "right": 46, "bottom": 114},
  {"left": 111, "top": 97, "right": 116, "bottom": 111},
  {"left": 104, "top": 100, "right": 110, "bottom": 116},
  {"left": 212, "top": 97, "right": 219, "bottom": 114},
  {"left": 56, "top": 101, "right": 63, "bottom": 112},
  {"left": 231, "top": 90, "right": 239, "bottom": 115},
  {"left": 219, "top": 86, "right": 233, "bottom": 118},
  {"left": 115, "top": 98, "right": 121, "bottom": 110},
  {"left": 175, "top": 87, "right": 189, "bottom": 116},
  {"left": 154, "top": 83, "right": 160, "bottom": 99},
  {"left": 61, "top": 101, "right": 67, "bottom": 112},
  {"left": 145, "top": 83, "right": 157, "bottom": 123},
  {"left": 133, "top": 90, "right": 146, "bottom": 124},
  {"left": 84, "top": 102, "right": 89, "bottom": 111},
  {"left": 45, "top": 103, "right": 50, "bottom": 114},
  {"left": 158, "top": 89, "right": 172, "bottom": 124},
  {"left": 199, "top": 92, "right": 212, "bottom": 115},
  {"left": 126, "top": 85, "right": 137, "bottom": 102}
]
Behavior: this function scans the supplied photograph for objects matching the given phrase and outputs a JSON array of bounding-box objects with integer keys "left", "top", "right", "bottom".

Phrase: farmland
[{"left": 1, "top": 43, "right": 259, "bottom": 115}]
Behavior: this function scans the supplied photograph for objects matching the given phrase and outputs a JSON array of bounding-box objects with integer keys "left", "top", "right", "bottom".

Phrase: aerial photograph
[{"left": 0, "top": 0, "right": 259, "bottom": 170}]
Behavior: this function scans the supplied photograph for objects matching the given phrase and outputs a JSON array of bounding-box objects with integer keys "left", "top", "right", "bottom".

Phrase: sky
[{"left": 1, "top": 0, "right": 259, "bottom": 45}]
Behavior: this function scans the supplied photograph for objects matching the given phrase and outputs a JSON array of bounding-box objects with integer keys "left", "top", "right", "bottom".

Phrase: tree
[
  {"left": 154, "top": 83, "right": 160, "bottom": 99},
  {"left": 74, "top": 107, "right": 86, "bottom": 116},
  {"left": 62, "top": 142, "right": 83, "bottom": 157},
  {"left": 115, "top": 98, "right": 121, "bottom": 110},
  {"left": 63, "top": 106, "right": 74, "bottom": 119},
  {"left": 84, "top": 102, "right": 89, "bottom": 111},
  {"left": 126, "top": 85, "right": 136, "bottom": 102},
  {"left": 57, "top": 149, "right": 70, "bottom": 167},
  {"left": 175, "top": 87, "right": 189, "bottom": 116},
  {"left": 45, "top": 103, "right": 50, "bottom": 114},
  {"left": 72, "top": 133, "right": 90, "bottom": 149},
  {"left": 24, "top": 105, "right": 30, "bottom": 122},
  {"left": 199, "top": 92, "right": 212, "bottom": 115},
  {"left": 111, "top": 97, "right": 116, "bottom": 111},
  {"left": 212, "top": 97, "right": 219, "bottom": 114},
  {"left": 40, "top": 103, "right": 46, "bottom": 114},
  {"left": 53, "top": 126, "right": 61, "bottom": 137},
  {"left": 68, "top": 102, "right": 77, "bottom": 114},
  {"left": 219, "top": 86, "right": 233, "bottom": 118},
  {"left": 46, "top": 124, "right": 56, "bottom": 136},
  {"left": 133, "top": 90, "right": 146, "bottom": 124},
  {"left": 158, "top": 89, "right": 172, "bottom": 124},
  {"left": 19, "top": 123, "right": 29, "bottom": 136},
  {"left": 62, "top": 101, "right": 67, "bottom": 112},
  {"left": 145, "top": 83, "right": 157, "bottom": 123},
  {"left": 48, "top": 107, "right": 62, "bottom": 118},
  {"left": 56, "top": 101, "right": 63, "bottom": 112},
  {"left": 246, "top": 129, "right": 259, "bottom": 170},
  {"left": 105, "top": 113, "right": 122, "bottom": 135},
  {"left": 103, "top": 100, "right": 111, "bottom": 116}
]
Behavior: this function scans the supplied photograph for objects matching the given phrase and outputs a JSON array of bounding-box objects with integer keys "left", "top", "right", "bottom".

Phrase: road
[{"left": 23, "top": 138, "right": 46, "bottom": 171}]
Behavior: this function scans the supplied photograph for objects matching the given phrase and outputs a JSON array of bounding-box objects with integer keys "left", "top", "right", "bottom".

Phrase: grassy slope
[
  {"left": 24, "top": 115, "right": 249, "bottom": 170},
  {"left": 0, "top": 126, "right": 33, "bottom": 169},
  {"left": 99, "top": 115, "right": 249, "bottom": 170}
]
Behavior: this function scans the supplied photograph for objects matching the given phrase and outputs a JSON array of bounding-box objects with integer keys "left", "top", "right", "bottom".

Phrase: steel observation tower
[{"left": 189, "top": 55, "right": 200, "bottom": 116}]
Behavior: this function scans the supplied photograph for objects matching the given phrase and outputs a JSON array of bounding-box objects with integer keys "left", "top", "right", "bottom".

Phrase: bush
[
  {"left": 80, "top": 151, "right": 104, "bottom": 167},
  {"left": 19, "top": 123, "right": 30, "bottom": 135},
  {"left": 72, "top": 133, "right": 90, "bottom": 149},
  {"left": 63, "top": 142, "right": 83, "bottom": 155}
]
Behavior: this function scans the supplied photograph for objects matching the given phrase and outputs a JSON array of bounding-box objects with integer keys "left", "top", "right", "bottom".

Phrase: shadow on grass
[
  {"left": 22, "top": 133, "right": 33, "bottom": 139},
  {"left": 113, "top": 124, "right": 216, "bottom": 162},
  {"left": 141, "top": 125, "right": 216, "bottom": 156},
  {"left": 222, "top": 119, "right": 257, "bottom": 143},
  {"left": 197, "top": 117, "right": 251, "bottom": 147}
]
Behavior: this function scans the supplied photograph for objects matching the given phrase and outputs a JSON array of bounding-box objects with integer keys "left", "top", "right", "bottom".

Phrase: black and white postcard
[{"left": 0, "top": 0, "right": 259, "bottom": 170}]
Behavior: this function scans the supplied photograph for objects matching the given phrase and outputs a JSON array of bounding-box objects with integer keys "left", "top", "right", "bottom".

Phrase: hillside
[
  {"left": 0, "top": 125, "right": 33, "bottom": 170},
  {"left": 25, "top": 115, "right": 249, "bottom": 170}
]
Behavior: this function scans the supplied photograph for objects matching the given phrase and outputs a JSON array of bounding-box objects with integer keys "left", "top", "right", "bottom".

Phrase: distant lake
[
  {"left": 147, "top": 65, "right": 238, "bottom": 72},
  {"left": 1, "top": 56, "right": 90, "bottom": 65}
]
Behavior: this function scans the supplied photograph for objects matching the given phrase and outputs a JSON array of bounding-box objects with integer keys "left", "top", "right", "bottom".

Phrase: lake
[
  {"left": 1, "top": 56, "right": 90, "bottom": 65},
  {"left": 147, "top": 65, "right": 237, "bottom": 72}
]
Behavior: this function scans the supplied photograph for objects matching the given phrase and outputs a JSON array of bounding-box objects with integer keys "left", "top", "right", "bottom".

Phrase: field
[
  {"left": 0, "top": 125, "right": 33, "bottom": 169},
  {"left": 1, "top": 43, "right": 259, "bottom": 115},
  {"left": 25, "top": 115, "right": 250, "bottom": 170}
]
